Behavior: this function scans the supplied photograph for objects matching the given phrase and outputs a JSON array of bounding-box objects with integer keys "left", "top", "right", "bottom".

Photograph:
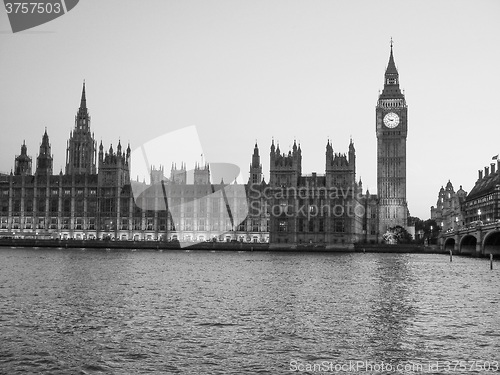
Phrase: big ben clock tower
[{"left": 376, "top": 40, "right": 408, "bottom": 233}]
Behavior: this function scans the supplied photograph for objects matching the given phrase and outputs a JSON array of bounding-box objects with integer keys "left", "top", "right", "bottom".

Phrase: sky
[{"left": 1, "top": 0, "right": 499, "bottom": 219}]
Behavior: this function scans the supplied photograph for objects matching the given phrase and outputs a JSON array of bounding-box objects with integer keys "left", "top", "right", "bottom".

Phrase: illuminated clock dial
[{"left": 383, "top": 112, "right": 400, "bottom": 128}]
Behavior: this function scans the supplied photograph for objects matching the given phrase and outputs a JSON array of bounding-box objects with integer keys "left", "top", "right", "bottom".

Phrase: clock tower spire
[{"left": 376, "top": 40, "right": 408, "bottom": 235}]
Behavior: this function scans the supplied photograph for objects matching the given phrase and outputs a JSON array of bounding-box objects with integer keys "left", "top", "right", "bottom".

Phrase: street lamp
[{"left": 478, "top": 209, "right": 482, "bottom": 222}]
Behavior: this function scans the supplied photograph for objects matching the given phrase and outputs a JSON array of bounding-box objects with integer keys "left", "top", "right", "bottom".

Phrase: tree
[
  {"left": 423, "top": 219, "right": 439, "bottom": 245},
  {"left": 383, "top": 225, "right": 413, "bottom": 244},
  {"left": 408, "top": 216, "right": 424, "bottom": 232}
]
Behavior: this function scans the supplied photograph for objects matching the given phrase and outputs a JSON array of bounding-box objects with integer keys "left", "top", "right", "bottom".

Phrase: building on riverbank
[
  {"left": 0, "top": 83, "right": 376, "bottom": 245},
  {"left": 0, "top": 84, "right": 269, "bottom": 243},
  {"left": 431, "top": 159, "right": 500, "bottom": 234},
  {"left": 265, "top": 139, "right": 378, "bottom": 246},
  {"left": 431, "top": 181, "right": 467, "bottom": 232},
  {"left": 435, "top": 158, "right": 500, "bottom": 255},
  {"left": 0, "top": 43, "right": 413, "bottom": 246},
  {"left": 463, "top": 160, "right": 500, "bottom": 225}
]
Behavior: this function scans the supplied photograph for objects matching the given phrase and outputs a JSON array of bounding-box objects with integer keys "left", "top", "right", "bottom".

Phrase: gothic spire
[
  {"left": 380, "top": 39, "right": 404, "bottom": 99},
  {"left": 80, "top": 80, "right": 87, "bottom": 110},
  {"left": 41, "top": 128, "right": 50, "bottom": 147},
  {"left": 36, "top": 129, "right": 53, "bottom": 175},
  {"left": 253, "top": 141, "right": 259, "bottom": 156},
  {"left": 40, "top": 129, "right": 50, "bottom": 151},
  {"left": 385, "top": 38, "right": 398, "bottom": 76},
  {"left": 75, "top": 80, "right": 90, "bottom": 130}
]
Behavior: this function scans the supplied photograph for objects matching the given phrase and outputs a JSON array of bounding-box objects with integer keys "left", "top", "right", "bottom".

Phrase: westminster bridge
[{"left": 440, "top": 221, "right": 500, "bottom": 255}]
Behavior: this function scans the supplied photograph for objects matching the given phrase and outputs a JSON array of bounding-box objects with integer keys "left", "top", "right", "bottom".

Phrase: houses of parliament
[{"left": 0, "top": 45, "right": 409, "bottom": 247}]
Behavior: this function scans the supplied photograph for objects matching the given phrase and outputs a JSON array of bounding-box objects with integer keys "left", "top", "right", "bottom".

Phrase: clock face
[{"left": 383, "top": 112, "right": 400, "bottom": 128}]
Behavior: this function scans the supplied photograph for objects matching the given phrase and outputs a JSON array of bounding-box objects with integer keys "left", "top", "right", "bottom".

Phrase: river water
[{"left": 0, "top": 248, "right": 499, "bottom": 374}]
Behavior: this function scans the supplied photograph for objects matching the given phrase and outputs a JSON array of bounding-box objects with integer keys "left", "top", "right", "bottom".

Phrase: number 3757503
[{"left": 5, "top": 2, "right": 62, "bottom": 14}]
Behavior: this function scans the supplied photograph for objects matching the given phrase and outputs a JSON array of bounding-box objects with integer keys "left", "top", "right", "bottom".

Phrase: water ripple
[{"left": 1, "top": 249, "right": 499, "bottom": 374}]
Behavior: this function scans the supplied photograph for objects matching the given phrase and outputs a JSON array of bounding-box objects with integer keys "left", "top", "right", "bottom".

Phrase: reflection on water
[
  {"left": 368, "top": 255, "right": 417, "bottom": 362},
  {"left": 0, "top": 249, "right": 499, "bottom": 374}
]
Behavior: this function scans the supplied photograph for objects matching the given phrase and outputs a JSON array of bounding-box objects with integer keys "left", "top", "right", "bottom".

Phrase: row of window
[
  {"left": 0, "top": 188, "right": 97, "bottom": 196},
  {"left": 0, "top": 216, "right": 268, "bottom": 232},
  {"left": 277, "top": 219, "right": 348, "bottom": 233}
]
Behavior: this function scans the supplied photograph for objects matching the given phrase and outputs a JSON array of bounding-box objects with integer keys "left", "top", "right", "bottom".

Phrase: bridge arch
[
  {"left": 459, "top": 234, "right": 477, "bottom": 255},
  {"left": 483, "top": 230, "right": 500, "bottom": 255},
  {"left": 444, "top": 238, "right": 456, "bottom": 252}
]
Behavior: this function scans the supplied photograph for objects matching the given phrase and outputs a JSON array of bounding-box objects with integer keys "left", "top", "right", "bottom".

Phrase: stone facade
[
  {"left": 1, "top": 44, "right": 411, "bottom": 245},
  {"left": 376, "top": 42, "right": 408, "bottom": 233},
  {"left": 266, "top": 139, "right": 378, "bottom": 246},
  {"left": 0, "top": 84, "right": 267, "bottom": 243},
  {"left": 431, "top": 181, "right": 467, "bottom": 232},
  {"left": 463, "top": 160, "right": 500, "bottom": 225}
]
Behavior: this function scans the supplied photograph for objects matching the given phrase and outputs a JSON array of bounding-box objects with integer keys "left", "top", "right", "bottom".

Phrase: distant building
[
  {"left": 431, "top": 181, "right": 467, "bottom": 232},
  {"left": 436, "top": 158, "right": 500, "bottom": 254},
  {"left": 462, "top": 160, "right": 500, "bottom": 225},
  {"left": 266, "top": 139, "right": 377, "bottom": 247},
  {"left": 432, "top": 159, "right": 500, "bottom": 242}
]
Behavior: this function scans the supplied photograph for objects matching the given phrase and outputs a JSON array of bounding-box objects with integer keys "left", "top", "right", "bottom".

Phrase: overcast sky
[{"left": 1, "top": 0, "right": 499, "bottom": 219}]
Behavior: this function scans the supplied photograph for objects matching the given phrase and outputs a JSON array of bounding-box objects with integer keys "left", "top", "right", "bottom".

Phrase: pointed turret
[
  {"left": 75, "top": 81, "right": 90, "bottom": 128},
  {"left": 80, "top": 80, "right": 87, "bottom": 110},
  {"left": 348, "top": 138, "right": 356, "bottom": 168},
  {"left": 252, "top": 142, "right": 260, "bottom": 167},
  {"left": 380, "top": 39, "right": 403, "bottom": 98},
  {"left": 98, "top": 140, "right": 104, "bottom": 164},
  {"left": 385, "top": 40, "right": 398, "bottom": 76},
  {"left": 326, "top": 139, "right": 333, "bottom": 153},
  {"left": 349, "top": 138, "right": 355, "bottom": 152},
  {"left": 249, "top": 141, "right": 262, "bottom": 184},
  {"left": 66, "top": 81, "right": 96, "bottom": 174},
  {"left": 41, "top": 128, "right": 49, "bottom": 145},
  {"left": 14, "top": 140, "right": 32, "bottom": 176},
  {"left": 36, "top": 128, "right": 53, "bottom": 175}
]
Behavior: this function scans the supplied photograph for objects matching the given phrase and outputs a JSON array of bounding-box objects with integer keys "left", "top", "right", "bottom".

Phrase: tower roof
[
  {"left": 385, "top": 40, "right": 398, "bottom": 76},
  {"left": 41, "top": 128, "right": 49, "bottom": 145},
  {"left": 21, "top": 140, "right": 27, "bottom": 155},
  {"left": 379, "top": 39, "right": 404, "bottom": 99},
  {"left": 80, "top": 81, "right": 87, "bottom": 109}
]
